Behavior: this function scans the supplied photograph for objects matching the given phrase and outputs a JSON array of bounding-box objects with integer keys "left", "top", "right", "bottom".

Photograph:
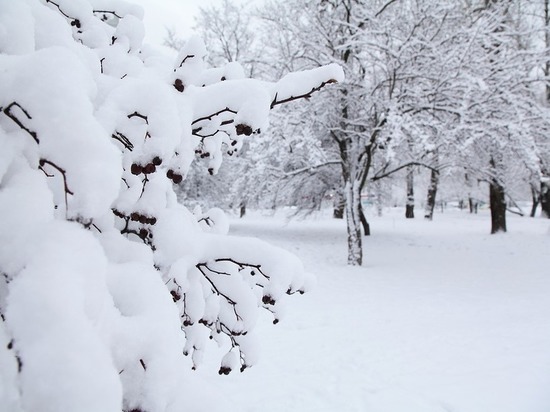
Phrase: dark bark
[
  {"left": 405, "top": 166, "right": 414, "bottom": 219},
  {"left": 489, "top": 157, "right": 506, "bottom": 233},
  {"left": 542, "top": 0, "right": 550, "bottom": 218},
  {"left": 333, "top": 190, "right": 345, "bottom": 219},
  {"left": 530, "top": 184, "right": 540, "bottom": 218},
  {"left": 541, "top": 177, "right": 550, "bottom": 218},
  {"left": 405, "top": 204, "right": 414, "bottom": 218},
  {"left": 424, "top": 168, "right": 439, "bottom": 220},
  {"left": 359, "top": 203, "right": 370, "bottom": 236},
  {"left": 490, "top": 181, "right": 506, "bottom": 233},
  {"left": 239, "top": 202, "right": 246, "bottom": 218}
]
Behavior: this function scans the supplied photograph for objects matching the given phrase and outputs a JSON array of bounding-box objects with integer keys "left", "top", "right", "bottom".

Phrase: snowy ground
[{"left": 195, "top": 207, "right": 550, "bottom": 412}]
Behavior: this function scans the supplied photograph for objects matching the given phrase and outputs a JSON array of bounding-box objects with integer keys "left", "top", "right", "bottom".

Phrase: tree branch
[
  {"left": 111, "top": 131, "right": 134, "bottom": 151},
  {"left": 371, "top": 161, "right": 440, "bottom": 182},
  {"left": 93, "top": 10, "right": 122, "bottom": 19},
  {"left": 38, "top": 159, "right": 73, "bottom": 212},
  {"left": 3, "top": 102, "right": 39, "bottom": 144},
  {"left": 192, "top": 107, "right": 238, "bottom": 126},
  {"left": 375, "top": 0, "right": 401, "bottom": 17},
  {"left": 270, "top": 79, "right": 338, "bottom": 109},
  {"left": 281, "top": 160, "right": 342, "bottom": 178}
]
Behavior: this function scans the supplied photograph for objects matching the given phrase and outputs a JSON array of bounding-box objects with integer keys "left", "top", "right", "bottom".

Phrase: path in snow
[{"left": 198, "top": 208, "right": 550, "bottom": 412}]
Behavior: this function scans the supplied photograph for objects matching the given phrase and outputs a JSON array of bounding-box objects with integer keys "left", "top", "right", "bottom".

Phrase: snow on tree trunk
[
  {"left": 340, "top": 139, "right": 369, "bottom": 266},
  {"left": 344, "top": 180, "right": 363, "bottom": 266},
  {"left": 424, "top": 168, "right": 439, "bottom": 220},
  {"left": 374, "top": 180, "right": 385, "bottom": 217},
  {"left": 405, "top": 166, "right": 415, "bottom": 219}
]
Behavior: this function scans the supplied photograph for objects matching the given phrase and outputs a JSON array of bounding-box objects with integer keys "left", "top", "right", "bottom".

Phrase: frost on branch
[{"left": 0, "top": 0, "right": 340, "bottom": 411}]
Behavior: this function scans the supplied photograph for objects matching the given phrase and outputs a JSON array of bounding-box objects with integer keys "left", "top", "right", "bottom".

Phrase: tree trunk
[
  {"left": 541, "top": 0, "right": 550, "bottom": 218},
  {"left": 239, "top": 202, "right": 246, "bottom": 218},
  {"left": 489, "top": 158, "right": 506, "bottom": 233},
  {"left": 359, "top": 203, "right": 370, "bottom": 236},
  {"left": 405, "top": 166, "right": 414, "bottom": 218},
  {"left": 541, "top": 176, "right": 550, "bottom": 218},
  {"left": 490, "top": 180, "right": 506, "bottom": 233},
  {"left": 338, "top": 135, "right": 370, "bottom": 266},
  {"left": 374, "top": 181, "right": 383, "bottom": 217},
  {"left": 530, "top": 184, "right": 540, "bottom": 217},
  {"left": 333, "top": 190, "right": 345, "bottom": 219},
  {"left": 424, "top": 168, "right": 439, "bottom": 220},
  {"left": 468, "top": 197, "right": 478, "bottom": 214},
  {"left": 344, "top": 180, "right": 363, "bottom": 265}
]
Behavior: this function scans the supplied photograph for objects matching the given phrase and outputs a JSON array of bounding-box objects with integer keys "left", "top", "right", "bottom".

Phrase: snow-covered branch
[{"left": 0, "top": 1, "right": 337, "bottom": 410}]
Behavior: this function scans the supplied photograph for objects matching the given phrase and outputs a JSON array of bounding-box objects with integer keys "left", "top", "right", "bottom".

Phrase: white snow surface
[{"left": 195, "top": 208, "right": 550, "bottom": 412}]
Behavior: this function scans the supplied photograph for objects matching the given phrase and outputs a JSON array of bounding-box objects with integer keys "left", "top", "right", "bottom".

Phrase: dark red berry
[
  {"left": 235, "top": 124, "right": 253, "bottom": 136},
  {"left": 112, "top": 209, "right": 124, "bottom": 218},
  {"left": 131, "top": 164, "right": 142, "bottom": 175},
  {"left": 152, "top": 156, "right": 162, "bottom": 166},
  {"left": 170, "top": 290, "right": 181, "bottom": 302},
  {"left": 172, "top": 174, "right": 183, "bottom": 184},
  {"left": 166, "top": 169, "right": 174, "bottom": 179},
  {"left": 262, "top": 295, "right": 275, "bottom": 305},
  {"left": 143, "top": 163, "right": 156, "bottom": 174},
  {"left": 218, "top": 366, "right": 231, "bottom": 375},
  {"left": 174, "top": 79, "right": 184, "bottom": 92}
]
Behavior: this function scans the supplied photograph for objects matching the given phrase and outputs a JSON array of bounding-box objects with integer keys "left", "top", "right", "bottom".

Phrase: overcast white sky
[
  {"left": 129, "top": 0, "right": 206, "bottom": 45},
  {"left": 130, "top": 0, "right": 255, "bottom": 46}
]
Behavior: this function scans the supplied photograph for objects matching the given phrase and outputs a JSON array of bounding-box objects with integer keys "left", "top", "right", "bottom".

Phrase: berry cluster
[
  {"left": 235, "top": 123, "right": 253, "bottom": 136},
  {"left": 170, "top": 290, "right": 182, "bottom": 302},
  {"left": 130, "top": 212, "right": 157, "bottom": 225},
  {"left": 218, "top": 366, "right": 231, "bottom": 375},
  {"left": 166, "top": 169, "right": 183, "bottom": 184},
  {"left": 262, "top": 295, "right": 276, "bottom": 305},
  {"left": 130, "top": 156, "right": 162, "bottom": 175}
]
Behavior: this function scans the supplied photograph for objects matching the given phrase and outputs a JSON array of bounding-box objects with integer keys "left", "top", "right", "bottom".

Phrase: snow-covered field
[{"left": 196, "top": 208, "right": 550, "bottom": 412}]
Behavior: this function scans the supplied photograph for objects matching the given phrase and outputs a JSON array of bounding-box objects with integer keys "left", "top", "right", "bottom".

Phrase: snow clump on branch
[{"left": 0, "top": 0, "right": 343, "bottom": 411}]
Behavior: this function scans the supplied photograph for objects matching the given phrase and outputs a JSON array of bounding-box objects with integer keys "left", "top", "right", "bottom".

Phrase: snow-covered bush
[{"left": 0, "top": 1, "right": 343, "bottom": 411}]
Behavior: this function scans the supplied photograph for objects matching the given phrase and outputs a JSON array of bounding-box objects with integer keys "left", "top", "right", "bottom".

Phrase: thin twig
[
  {"left": 39, "top": 159, "right": 73, "bottom": 213},
  {"left": 3, "top": 102, "right": 39, "bottom": 144},
  {"left": 270, "top": 79, "right": 338, "bottom": 109}
]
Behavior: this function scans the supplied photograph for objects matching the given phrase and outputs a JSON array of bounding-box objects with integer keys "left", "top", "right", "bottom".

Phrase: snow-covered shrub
[{"left": 0, "top": 1, "right": 343, "bottom": 411}]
